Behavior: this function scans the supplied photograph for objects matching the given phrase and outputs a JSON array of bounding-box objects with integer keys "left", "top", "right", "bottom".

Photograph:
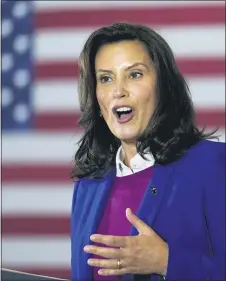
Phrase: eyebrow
[{"left": 96, "top": 62, "right": 148, "bottom": 74}]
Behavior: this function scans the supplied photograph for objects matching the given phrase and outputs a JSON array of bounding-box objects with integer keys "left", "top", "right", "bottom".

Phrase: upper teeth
[{"left": 116, "top": 107, "right": 132, "bottom": 112}]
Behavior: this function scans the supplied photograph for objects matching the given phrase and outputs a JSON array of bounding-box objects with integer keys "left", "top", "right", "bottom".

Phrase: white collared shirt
[{"left": 116, "top": 146, "right": 155, "bottom": 177}]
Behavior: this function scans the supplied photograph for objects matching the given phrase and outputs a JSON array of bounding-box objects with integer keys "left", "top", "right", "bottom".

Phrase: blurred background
[{"left": 2, "top": 0, "right": 225, "bottom": 279}]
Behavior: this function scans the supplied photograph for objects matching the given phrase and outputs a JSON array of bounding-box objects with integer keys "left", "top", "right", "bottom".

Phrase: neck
[{"left": 121, "top": 142, "right": 137, "bottom": 168}]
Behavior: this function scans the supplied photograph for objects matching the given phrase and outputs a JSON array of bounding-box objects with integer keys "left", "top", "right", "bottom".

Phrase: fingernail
[
  {"left": 126, "top": 208, "right": 131, "bottom": 215},
  {"left": 90, "top": 234, "right": 97, "bottom": 241},
  {"left": 84, "top": 246, "right": 90, "bottom": 252},
  {"left": 98, "top": 269, "right": 103, "bottom": 275}
]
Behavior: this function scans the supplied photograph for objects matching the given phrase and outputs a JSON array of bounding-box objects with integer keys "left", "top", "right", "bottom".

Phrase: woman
[{"left": 70, "top": 22, "right": 225, "bottom": 281}]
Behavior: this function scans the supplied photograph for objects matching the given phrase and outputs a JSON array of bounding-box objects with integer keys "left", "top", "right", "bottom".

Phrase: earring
[{"left": 99, "top": 111, "right": 102, "bottom": 117}]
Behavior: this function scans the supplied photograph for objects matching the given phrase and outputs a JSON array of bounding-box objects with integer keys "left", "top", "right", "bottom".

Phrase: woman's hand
[{"left": 84, "top": 208, "right": 169, "bottom": 277}]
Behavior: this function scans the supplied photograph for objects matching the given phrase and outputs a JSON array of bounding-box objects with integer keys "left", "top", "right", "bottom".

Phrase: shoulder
[
  {"left": 75, "top": 166, "right": 116, "bottom": 185},
  {"left": 168, "top": 140, "right": 225, "bottom": 202},
  {"left": 188, "top": 138, "right": 224, "bottom": 154},
  {"left": 71, "top": 177, "right": 101, "bottom": 213},
  {"left": 71, "top": 167, "right": 116, "bottom": 196},
  {"left": 170, "top": 139, "right": 225, "bottom": 182},
  {"left": 181, "top": 139, "right": 225, "bottom": 166}
]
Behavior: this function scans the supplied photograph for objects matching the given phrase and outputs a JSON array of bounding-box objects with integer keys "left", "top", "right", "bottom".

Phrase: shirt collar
[{"left": 116, "top": 146, "right": 155, "bottom": 177}]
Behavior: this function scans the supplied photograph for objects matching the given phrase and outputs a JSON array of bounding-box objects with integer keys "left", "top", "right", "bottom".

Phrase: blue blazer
[{"left": 71, "top": 140, "right": 225, "bottom": 281}]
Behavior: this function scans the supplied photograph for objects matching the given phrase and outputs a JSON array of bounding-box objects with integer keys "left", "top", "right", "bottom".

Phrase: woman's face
[{"left": 95, "top": 40, "right": 157, "bottom": 143}]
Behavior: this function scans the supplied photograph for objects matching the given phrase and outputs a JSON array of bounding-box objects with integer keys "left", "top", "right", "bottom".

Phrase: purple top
[{"left": 93, "top": 166, "right": 153, "bottom": 280}]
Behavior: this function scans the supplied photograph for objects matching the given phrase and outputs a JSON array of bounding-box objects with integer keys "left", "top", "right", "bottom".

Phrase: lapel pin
[{"left": 151, "top": 186, "right": 158, "bottom": 195}]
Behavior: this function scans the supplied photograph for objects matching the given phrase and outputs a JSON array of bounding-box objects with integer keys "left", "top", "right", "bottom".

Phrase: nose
[{"left": 113, "top": 81, "right": 129, "bottom": 99}]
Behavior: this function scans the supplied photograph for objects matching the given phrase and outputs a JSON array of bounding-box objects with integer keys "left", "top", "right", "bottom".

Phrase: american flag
[{"left": 2, "top": 1, "right": 225, "bottom": 279}]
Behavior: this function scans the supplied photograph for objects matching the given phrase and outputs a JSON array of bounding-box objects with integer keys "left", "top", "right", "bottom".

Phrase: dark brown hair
[{"left": 71, "top": 22, "right": 217, "bottom": 180}]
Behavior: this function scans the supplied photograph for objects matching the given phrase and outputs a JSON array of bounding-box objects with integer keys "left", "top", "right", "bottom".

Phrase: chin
[
  {"left": 114, "top": 132, "right": 138, "bottom": 143},
  {"left": 109, "top": 125, "right": 142, "bottom": 143}
]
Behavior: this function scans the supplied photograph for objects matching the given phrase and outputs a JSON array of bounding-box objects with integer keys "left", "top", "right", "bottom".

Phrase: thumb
[{"left": 126, "top": 208, "right": 153, "bottom": 235}]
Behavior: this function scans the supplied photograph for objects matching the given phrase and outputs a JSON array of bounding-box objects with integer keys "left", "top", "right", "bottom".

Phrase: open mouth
[{"left": 113, "top": 106, "right": 134, "bottom": 123}]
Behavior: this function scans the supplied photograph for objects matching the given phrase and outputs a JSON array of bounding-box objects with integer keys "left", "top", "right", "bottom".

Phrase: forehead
[{"left": 95, "top": 40, "right": 151, "bottom": 67}]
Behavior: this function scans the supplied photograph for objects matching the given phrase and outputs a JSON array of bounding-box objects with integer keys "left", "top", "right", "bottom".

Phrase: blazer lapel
[
  {"left": 123, "top": 164, "right": 174, "bottom": 281},
  {"left": 79, "top": 168, "right": 116, "bottom": 279},
  {"left": 130, "top": 164, "right": 174, "bottom": 236},
  {"left": 88, "top": 167, "right": 116, "bottom": 235}
]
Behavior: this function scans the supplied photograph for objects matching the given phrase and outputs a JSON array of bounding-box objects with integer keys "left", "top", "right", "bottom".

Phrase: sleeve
[
  {"left": 165, "top": 142, "right": 226, "bottom": 281},
  {"left": 70, "top": 180, "right": 80, "bottom": 281}
]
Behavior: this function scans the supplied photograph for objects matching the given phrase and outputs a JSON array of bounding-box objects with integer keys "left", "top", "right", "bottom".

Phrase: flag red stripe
[
  {"left": 2, "top": 164, "right": 73, "bottom": 183},
  {"left": 36, "top": 62, "right": 79, "bottom": 80},
  {"left": 178, "top": 58, "right": 225, "bottom": 77},
  {"left": 34, "top": 113, "right": 81, "bottom": 131},
  {"left": 35, "top": 5, "right": 225, "bottom": 29},
  {"left": 35, "top": 58, "right": 225, "bottom": 80},
  {"left": 196, "top": 109, "right": 225, "bottom": 128},
  {"left": 4, "top": 267, "right": 70, "bottom": 280},
  {"left": 2, "top": 216, "right": 69, "bottom": 235},
  {"left": 34, "top": 110, "right": 225, "bottom": 131}
]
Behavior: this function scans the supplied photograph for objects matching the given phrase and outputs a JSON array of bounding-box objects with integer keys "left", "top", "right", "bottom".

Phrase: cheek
[
  {"left": 145, "top": 93, "right": 156, "bottom": 108},
  {"left": 135, "top": 84, "right": 156, "bottom": 108},
  {"left": 96, "top": 90, "right": 105, "bottom": 108},
  {"left": 96, "top": 87, "right": 114, "bottom": 110}
]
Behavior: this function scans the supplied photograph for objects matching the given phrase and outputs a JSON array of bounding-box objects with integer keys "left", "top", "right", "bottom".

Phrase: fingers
[
  {"left": 88, "top": 258, "right": 121, "bottom": 269},
  {"left": 84, "top": 245, "right": 122, "bottom": 259},
  {"left": 98, "top": 268, "right": 127, "bottom": 276},
  {"left": 126, "top": 208, "right": 154, "bottom": 235},
  {"left": 87, "top": 258, "right": 127, "bottom": 276},
  {"left": 90, "top": 234, "right": 129, "bottom": 247}
]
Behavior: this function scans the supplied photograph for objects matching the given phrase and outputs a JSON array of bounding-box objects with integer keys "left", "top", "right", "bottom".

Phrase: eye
[
  {"left": 129, "top": 71, "right": 143, "bottom": 79},
  {"left": 100, "top": 75, "right": 112, "bottom": 84}
]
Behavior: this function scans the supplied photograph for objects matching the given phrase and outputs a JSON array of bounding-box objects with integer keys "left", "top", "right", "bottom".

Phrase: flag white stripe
[
  {"left": 34, "top": 26, "right": 225, "bottom": 62},
  {"left": 34, "top": 1, "right": 225, "bottom": 11},
  {"left": 2, "top": 238, "right": 70, "bottom": 266},
  {"left": 2, "top": 186, "right": 72, "bottom": 214},
  {"left": 2, "top": 132, "right": 82, "bottom": 164},
  {"left": 2, "top": 132, "right": 225, "bottom": 163},
  {"left": 188, "top": 78, "right": 225, "bottom": 108},
  {"left": 34, "top": 81, "right": 80, "bottom": 112},
  {"left": 34, "top": 78, "right": 225, "bottom": 112}
]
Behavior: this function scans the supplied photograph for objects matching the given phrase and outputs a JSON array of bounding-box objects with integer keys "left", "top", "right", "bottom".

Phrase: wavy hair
[{"left": 71, "top": 22, "right": 217, "bottom": 180}]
